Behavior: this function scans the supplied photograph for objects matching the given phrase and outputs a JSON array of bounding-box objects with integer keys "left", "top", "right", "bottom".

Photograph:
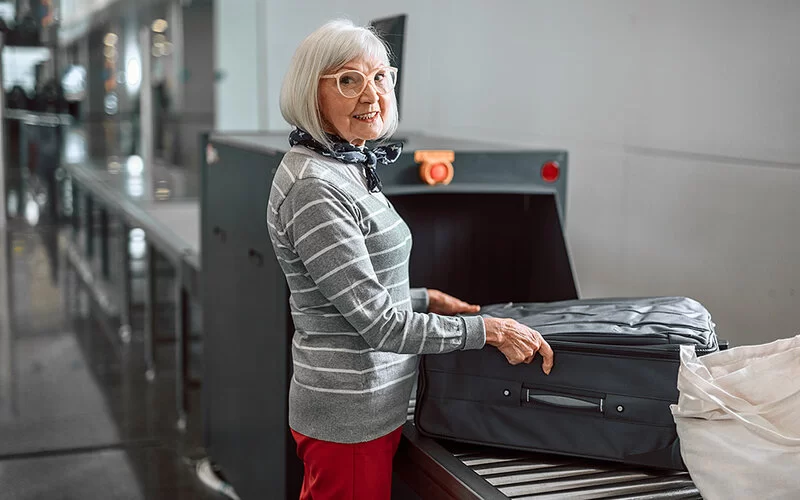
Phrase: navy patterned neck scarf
[{"left": 288, "top": 128, "right": 402, "bottom": 193}]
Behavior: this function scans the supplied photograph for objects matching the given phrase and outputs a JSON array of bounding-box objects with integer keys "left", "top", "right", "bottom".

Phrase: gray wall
[
  {"left": 214, "top": 0, "right": 264, "bottom": 131},
  {"left": 218, "top": 0, "right": 800, "bottom": 347}
]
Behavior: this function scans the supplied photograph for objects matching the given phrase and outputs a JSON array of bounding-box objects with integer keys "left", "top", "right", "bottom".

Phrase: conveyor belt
[{"left": 401, "top": 400, "right": 701, "bottom": 499}]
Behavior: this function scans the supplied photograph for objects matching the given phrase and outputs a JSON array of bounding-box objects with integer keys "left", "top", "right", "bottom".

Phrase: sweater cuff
[
  {"left": 460, "top": 315, "right": 487, "bottom": 350},
  {"left": 409, "top": 288, "right": 429, "bottom": 312}
]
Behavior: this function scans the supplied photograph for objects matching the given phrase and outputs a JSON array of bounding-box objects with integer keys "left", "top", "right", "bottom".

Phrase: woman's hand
[
  {"left": 483, "top": 317, "right": 553, "bottom": 374},
  {"left": 427, "top": 289, "right": 480, "bottom": 315}
]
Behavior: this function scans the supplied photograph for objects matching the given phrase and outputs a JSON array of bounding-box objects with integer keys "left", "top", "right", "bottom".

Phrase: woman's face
[{"left": 318, "top": 56, "right": 393, "bottom": 147}]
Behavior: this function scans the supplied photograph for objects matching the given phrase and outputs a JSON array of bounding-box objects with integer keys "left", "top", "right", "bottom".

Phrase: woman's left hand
[{"left": 427, "top": 289, "right": 481, "bottom": 315}]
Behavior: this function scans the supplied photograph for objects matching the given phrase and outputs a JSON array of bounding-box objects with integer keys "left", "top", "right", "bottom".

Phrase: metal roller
[{"left": 404, "top": 401, "right": 701, "bottom": 499}]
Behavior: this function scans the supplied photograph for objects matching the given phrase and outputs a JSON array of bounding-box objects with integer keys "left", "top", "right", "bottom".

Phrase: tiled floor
[{"left": 0, "top": 223, "right": 223, "bottom": 499}]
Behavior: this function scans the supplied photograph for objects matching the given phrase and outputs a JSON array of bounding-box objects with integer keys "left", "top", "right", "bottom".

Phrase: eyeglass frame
[{"left": 320, "top": 66, "right": 398, "bottom": 98}]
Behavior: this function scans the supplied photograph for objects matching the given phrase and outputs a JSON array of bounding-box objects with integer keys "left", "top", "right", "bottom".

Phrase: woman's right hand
[{"left": 483, "top": 317, "right": 554, "bottom": 374}]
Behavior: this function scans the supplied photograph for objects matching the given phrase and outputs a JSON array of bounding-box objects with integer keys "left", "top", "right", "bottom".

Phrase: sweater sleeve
[
  {"left": 279, "top": 179, "right": 485, "bottom": 354},
  {"left": 409, "top": 288, "right": 429, "bottom": 312}
]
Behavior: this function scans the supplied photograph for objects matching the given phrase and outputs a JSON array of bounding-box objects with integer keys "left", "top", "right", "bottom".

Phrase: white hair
[{"left": 280, "top": 19, "right": 399, "bottom": 149}]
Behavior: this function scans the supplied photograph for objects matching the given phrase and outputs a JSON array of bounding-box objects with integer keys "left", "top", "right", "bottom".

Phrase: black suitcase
[{"left": 415, "top": 296, "right": 719, "bottom": 470}]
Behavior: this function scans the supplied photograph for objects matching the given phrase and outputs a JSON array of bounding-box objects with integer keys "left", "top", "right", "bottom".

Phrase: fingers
[
  {"left": 461, "top": 302, "right": 480, "bottom": 313},
  {"left": 429, "top": 291, "right": 480, "bottom": 315},
  {"left": 513, "top": 327, "right": 554, "bottom": 374},
  {"left": 507, "top": 326, "right": 536, "bottom": 365},
  {"left": 451, "top": 298, "right": 480, "bottom": 314},
  {"left": 537, "top": 335, "right": 554, "bottom": 375},
  {"left": 522, "top": 328, "right": 539, "bottom": 364},
  {"left": 525, "top": 329, "right": 553, "bottom": 374}
]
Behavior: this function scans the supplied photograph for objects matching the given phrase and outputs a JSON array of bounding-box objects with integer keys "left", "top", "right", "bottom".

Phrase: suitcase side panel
[{"left": 416, "top": 347, "right": 685, "bottom": 470}]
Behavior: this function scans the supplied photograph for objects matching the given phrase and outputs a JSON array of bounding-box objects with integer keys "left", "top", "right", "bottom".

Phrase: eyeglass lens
[{"left": 337, "top": 69, "right": 396, "bottom": 97}]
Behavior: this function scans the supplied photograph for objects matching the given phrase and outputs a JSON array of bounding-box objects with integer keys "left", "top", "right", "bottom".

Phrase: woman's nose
[{"left": 360, "top": 81, "right": 379, "bottom": 103}]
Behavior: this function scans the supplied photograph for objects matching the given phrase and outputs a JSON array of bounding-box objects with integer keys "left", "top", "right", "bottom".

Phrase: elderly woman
[{"left": 267, "top": 19, "right": 554, "bottom": 499}]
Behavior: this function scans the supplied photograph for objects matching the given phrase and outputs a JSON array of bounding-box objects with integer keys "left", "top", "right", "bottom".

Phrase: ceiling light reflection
[
  {"left": 126, "top": 156, "right": 144, "bottom": 176},
  {"left": 127, "top": 178, "right": 144, "bottom": 198},
  {"left": 152, "top": 19, "right": 168, "bottom": 32},
  {"left": 25, "top": 199, "right": 40, "bottom": 227}
]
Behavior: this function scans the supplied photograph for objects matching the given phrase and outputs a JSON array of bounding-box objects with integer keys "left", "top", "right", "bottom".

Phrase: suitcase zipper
[
  {"left": 550, "top": 341, "right": 716, "bottom": 359},
  {"left": 544, "top": 332, "right": 715, "bottom": 348},
  {"left": 537, "top": 320, "right": 710, "bottom": 333}
]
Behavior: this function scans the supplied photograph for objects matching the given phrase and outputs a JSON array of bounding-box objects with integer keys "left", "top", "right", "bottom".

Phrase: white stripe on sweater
[
  {"left": 295, "top": 217, "right": 351, "bottom": 245},
  {"left": 301, "top": 330, "right": 361, "bottom": 337},
  {"left": 293, "top": 356, "right": 410, "bottom": 375},
  {"left": 341, "top": 293, "right": 385, "bottom": 318},
  {"left": 291, "top": 310, "right": 339, "bottom": 318},
  {"left": 328, "top": 276, "right": 377, "bottom": 300},
  {"left": 365, "top": 219, "right": 403, "bottom": 239},
  {"left": 285, "top": 198, "right": 340, "bottom": 233},
  {"left": 315, "top": 254, "right": 372, "bottom": 283},
  {"left": 328, "top": 275, "right": 408, "bottom": 302},
  {"left": 291, "top": 371, "right": 416, "bottom": 395},
  {"left": 375, "top": 257, "right": 411, "bottom": 275},
  {"left": 292, "top": 302, "right": 335, "bottom": 312},
  {"left": 305, "top": 234, "right": 363, "bottom": 265},
  {"left": 292, "top": 338, "right": 373, "bottom": 354},
  {"left": 371, "top": 238, "right": 411, "bottom": 259},
  {"left": 280, "top": 162, "right": 296, "bottom": 182},
  {"left": 298, "top": 158, "right": 311, "bottom": 179},
  {"left": 278, "top": 255, "right": 303, "bottom": 265},
  {"left": 362, "top": 206, "right": 387, "bottom": 222},
  {"left": 359, "top": 308, "right": 390, "bottom": 336},
  {"left": 386, "top": 278, "right": 410, "bottom": 290}
]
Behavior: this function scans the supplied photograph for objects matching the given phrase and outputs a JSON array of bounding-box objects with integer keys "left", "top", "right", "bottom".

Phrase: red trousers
[{"left": 291, "top": 426, "right": 403, "bottom": 500}]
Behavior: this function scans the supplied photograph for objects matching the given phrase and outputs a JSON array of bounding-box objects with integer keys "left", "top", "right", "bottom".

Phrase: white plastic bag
[{"left": 671, "top": 335, "right": 800, "bottom": 500}]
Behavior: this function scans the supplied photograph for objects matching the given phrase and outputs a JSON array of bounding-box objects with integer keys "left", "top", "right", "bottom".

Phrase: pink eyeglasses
[{"left": 321, "top": 66, "right": 398, "bottom": 98}]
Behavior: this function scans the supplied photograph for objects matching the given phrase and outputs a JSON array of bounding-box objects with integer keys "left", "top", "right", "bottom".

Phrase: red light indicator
[{"left": 541, "top": 161, "right": 560, "bottom": 183}]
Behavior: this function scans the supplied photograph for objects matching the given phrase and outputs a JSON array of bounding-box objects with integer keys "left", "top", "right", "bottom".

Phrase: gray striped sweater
[{"left": 266, "top": 145, "right": 486, "bottom": 443}]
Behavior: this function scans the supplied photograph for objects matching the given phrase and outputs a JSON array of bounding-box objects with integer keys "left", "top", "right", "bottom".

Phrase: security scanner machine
[{"left": 201, "top": 132, "right": 701, "bottom": 499}]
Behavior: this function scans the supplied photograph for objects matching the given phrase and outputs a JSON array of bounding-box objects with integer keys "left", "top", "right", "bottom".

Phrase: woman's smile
[{"left": 353, "top": 111, "right": 379, "bottom": 122}]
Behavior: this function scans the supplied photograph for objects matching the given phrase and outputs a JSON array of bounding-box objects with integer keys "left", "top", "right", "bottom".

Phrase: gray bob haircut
[{"left": 280, "top": 19, "right": 399, "bottom": 149}]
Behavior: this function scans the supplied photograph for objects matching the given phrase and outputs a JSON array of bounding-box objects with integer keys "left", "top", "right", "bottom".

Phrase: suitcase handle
[{"left": 525, "top": 389, "right": 604, "bottom": 413}]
